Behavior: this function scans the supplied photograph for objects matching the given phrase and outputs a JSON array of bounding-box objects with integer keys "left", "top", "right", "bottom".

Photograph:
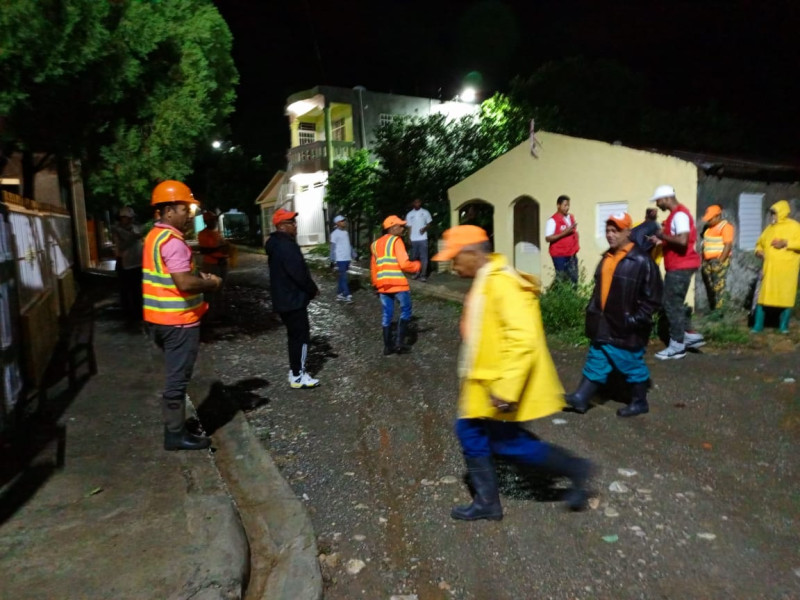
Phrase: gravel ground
[{"left": 202, "top": 252, "right": 800, "bottom": 600}]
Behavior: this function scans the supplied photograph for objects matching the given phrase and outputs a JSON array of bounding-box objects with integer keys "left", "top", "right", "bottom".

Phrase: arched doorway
[
  {"left": 512, "top": 196, "right": 541, "bottom": 276},
  {"left": 458, "top": 200, "right": 494, "bottom": 249}
]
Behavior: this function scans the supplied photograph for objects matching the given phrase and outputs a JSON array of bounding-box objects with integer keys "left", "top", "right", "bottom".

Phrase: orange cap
[
  {"left": 702, "top": 205, "right": 722, "bottom": 222},
  {"left": 272, "top": 208, "right": 298, "bottom": 226},
  {"left": 382, "top": 215, "right": 406, "bottom": 229},
  {"left": 432, "top": 225, "right": 489, "bottom": 261},
  {"left": 606, "top": 212, "right": 632, "bottom": 230}
]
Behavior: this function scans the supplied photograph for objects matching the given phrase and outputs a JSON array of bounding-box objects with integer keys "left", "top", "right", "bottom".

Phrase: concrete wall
[
  {"left": 695, "top": 174, "right": 800, "bottom": 311},
  {"left": 448, "top": 132, "right": 699, "bottom": 289}
]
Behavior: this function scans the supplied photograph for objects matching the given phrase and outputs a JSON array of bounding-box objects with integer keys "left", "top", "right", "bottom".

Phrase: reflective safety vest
[
  {"left": 142, "top": 226, "right": 207, "bottom": 325},
  {"left": 702, "top": 220, "right": 733, "bottom": 260},
  {"left": 370, "top": 234, "right": 418, "bottom": 293}
]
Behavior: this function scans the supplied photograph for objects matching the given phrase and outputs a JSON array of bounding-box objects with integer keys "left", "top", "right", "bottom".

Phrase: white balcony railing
[{"left": 287, "top": 140, "right": 356, "bottom": 173}]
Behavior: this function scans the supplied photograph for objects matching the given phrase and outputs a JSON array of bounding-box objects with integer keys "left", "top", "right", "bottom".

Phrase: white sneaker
[
  {"left": 344, "top": 295, "right": 353, "bottom": 303},
  {"left": 655, "top": 341, "right": 686, "bottom": 360},
  {"left": 336, "top": 294, "right": 347, "bottom": 301},
  {"left": 684, "top": 332, "right": 706, "bottom": 348},
  {"left": 289, "top": 370, "right": 320, "bottom": 389}
]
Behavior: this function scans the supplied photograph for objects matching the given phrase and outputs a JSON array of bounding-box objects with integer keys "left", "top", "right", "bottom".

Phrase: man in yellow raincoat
[
  {"left": 432, "top": 225, "right": 594, "bottom": 521},
  {"left": 752, "top": 200, "right": 800, "bottom": 334}
]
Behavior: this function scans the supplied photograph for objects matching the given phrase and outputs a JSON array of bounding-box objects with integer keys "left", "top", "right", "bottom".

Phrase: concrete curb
[{"left": 212, "top": 412, "right": 322, "bottom": 600}]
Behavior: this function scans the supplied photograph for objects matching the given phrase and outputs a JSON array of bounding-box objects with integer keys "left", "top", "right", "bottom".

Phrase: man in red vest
[
  {"left": 143, "top": 180, "right": 222, "bottom": 450},
  {"left": 647, "top": 185, "right": 704, "bottom": 360},
  {"left": 545, "top": 195, "right": 580, "bottom": 283}
]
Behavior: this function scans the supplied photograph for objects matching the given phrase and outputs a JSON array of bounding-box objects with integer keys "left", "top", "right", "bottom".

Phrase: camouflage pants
[{"left": 701, "top": 258, "right": 730, "bottom": 310}]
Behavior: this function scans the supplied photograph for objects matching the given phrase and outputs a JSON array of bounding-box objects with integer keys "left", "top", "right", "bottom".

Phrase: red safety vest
[
  {"left": 142, "top": 226, "right": 207, "bottom": 325},
  {"left": 548, "top": 212, "right": 580, "bottom": 257},
  {"left": 663, "top": 204, "right": 701, "bottom": 271}
]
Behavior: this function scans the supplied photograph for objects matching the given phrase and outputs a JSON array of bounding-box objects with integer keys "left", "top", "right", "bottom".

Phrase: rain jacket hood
[{"left": 771, "top": 200, "right": 791, "bottom": 222}]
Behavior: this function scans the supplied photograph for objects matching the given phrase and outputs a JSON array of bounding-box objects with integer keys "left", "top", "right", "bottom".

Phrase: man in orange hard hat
[
  {"left": 370, "top": 215, "right": 420, "bottom": 355},
  {"left": 143, "top": 180, "right": 222, "bottom": 451},
  {"left": 700, "top": 204, "right": 735, "bottom": 310}
]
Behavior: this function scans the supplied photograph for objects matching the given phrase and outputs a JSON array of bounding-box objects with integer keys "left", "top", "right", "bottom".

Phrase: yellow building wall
[{"left": 448, "top": 131, "right": 699, "bottom": 293}]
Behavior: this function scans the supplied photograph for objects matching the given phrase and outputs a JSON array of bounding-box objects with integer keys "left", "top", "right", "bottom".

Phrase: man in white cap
[
  {"left": 330, "top": 215, "right": 354, "bottom": 302},
  {"left": 566, "top": 213, "right": 663, "bottom": 417},
  {"left": 647, "top": 185, "right": 704, "bottom": 359}
]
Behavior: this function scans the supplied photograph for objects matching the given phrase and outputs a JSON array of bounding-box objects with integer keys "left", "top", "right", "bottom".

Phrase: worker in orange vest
[
  {"left": 143, "top": 180, "right": 222, "bottom": 451},
  {"left": 197, "top": 211, "right": 230, "bottom": 320},
  {"left": 700, "top": 204, "right": 735, "bottom": 310},
  {"left": 371, "top": 215, "right": 421, "bottom": 355}
]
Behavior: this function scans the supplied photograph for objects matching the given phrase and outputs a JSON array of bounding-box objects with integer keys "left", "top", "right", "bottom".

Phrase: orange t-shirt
[{"left": 600, "top": 242, "right": 634, "bottom": 309}]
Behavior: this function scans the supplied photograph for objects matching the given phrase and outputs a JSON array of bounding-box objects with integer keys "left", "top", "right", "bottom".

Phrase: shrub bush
[{"left": 540, "top": 277, "right": 592, "bottom": 345}]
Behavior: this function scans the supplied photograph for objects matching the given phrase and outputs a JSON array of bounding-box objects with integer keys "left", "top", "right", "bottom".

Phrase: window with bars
[
  {"left": 596, "top": 202, "right": 629, "bottom": 238},
  {"left": 332, "top": 118, "right": 345, "bottom": 141},
  {"left": 379, "top": 113, "right": 396, "bottom": 127},
  {"left": 298, "top": 122, "right": 316, "bottom": 145}
]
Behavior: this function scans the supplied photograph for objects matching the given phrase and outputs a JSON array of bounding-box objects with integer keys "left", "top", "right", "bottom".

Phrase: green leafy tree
[
  {"left": 0, "top": 0, "right": 237, "bottom": 209},
  {"left": 326, "top": 149, "right": 380, "bottom": 240}
]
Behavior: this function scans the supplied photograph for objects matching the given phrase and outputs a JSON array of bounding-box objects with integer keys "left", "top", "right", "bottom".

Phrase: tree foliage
[{"left": 0, "top": 0, "right": 237, "bottom": 210}]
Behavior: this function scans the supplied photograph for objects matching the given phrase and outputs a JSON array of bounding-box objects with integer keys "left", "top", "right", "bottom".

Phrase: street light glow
[
  {"left": 460, "top": 87, "right": 477, "bottom": 103},
  {"left": 212, "top": 140, "right": 223, "bottom": 149}
]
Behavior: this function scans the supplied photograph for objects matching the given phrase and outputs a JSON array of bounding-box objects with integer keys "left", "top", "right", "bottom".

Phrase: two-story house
[{"left": 255, "top": 85, "right": 477, "bottom": 246}]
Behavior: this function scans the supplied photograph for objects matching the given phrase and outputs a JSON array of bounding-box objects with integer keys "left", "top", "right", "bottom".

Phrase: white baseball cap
[
  {"left": 650, "top": 185, "right": 676, "bottom": 202},
  {"left": 119, "top": 206, "right": 135, "bottom": 218},
  {"left": 333, "top": 215, "right": 346, "bottom": 224}
]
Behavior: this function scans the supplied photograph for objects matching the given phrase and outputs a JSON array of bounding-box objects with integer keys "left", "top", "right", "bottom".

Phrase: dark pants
[
  {"left": 118, "top": 266, "right": 143, "bottom": 321},
  {"left": 279, "top": 308, "right": 310, "bottom": 375},
  {"left": 410, "top": 240, "right": 429, "bottom": 278},
  {"left": 455, "top": 419, "right": 549, "bottom": 464},
  {"left": 150, "top": 324, "right": 201, "bottom": 431},
  {"left": 552, "top": 254, "right": 578, "bottom": 284},
  {"left": 663, "top": 269, "right": 695, "bottom": 343}
]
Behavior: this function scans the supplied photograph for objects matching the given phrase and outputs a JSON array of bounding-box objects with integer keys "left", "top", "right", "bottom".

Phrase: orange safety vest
[
  {"left": 197, "top": 228, "right": 228, "bottom": 265},
  {"left": 370, "top": 234, "right": 418, "bottom": 293},
  {"left": 702, "top": 220, "right": 734, "bottom": 260},
  {"left": 142, "top": 226, "right": 207, "bottom": 325}
]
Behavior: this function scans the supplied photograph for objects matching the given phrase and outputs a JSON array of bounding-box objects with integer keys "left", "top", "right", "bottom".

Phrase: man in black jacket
[
  {"left": 265, "top": 208, "right": 320, "bottom": 389},
  {"left": 566, "top": 212, "right": 663, "bottom": 417}
]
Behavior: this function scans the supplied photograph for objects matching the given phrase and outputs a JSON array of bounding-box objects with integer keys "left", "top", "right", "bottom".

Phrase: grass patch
[
  {"left": 540, "top": 278, "right": 592, "bottom": 346},
  {"left": 695, "top": 306, "right": 754, "bottom": 345}
]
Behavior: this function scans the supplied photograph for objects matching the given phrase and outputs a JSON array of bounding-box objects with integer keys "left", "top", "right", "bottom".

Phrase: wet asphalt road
[{"left": 203, "top": 253, "right": 799, "bottom": 600}]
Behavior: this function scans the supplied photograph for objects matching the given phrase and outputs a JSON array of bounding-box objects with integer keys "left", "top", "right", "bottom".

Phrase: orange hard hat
[{"left": 151, "top": 180, "right": 198, "bottom": 206}]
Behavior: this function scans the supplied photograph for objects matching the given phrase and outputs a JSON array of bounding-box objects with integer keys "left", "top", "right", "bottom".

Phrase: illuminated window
[
  {"left": 332, "top": 118, "right": 345, "bottom": 141},
  {"left": 298, "top": 122, "right": 316, "bottom": 145}
]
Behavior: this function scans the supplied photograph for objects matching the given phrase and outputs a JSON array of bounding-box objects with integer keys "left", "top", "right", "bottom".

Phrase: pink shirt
[{"left": 155, "top": 223, "right": 193, "bottom": 273}]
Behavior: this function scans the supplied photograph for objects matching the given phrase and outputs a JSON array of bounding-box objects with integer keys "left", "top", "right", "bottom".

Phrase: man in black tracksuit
[
  {"left": 265, "top": 208, "right": 320, "bottom": 389},
  {"left": 566, "top": 212, "right": 663, "bottom": 417}
]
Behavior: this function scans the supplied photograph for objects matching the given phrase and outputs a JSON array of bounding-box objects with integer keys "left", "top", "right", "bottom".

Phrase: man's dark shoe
[
  {"left": 396, "top": 319, "right": 412, "bottom": 354},
  {"left": 540, "top": 445, "right": 595, "bottom": 511},
  {"left": 164, "top": 426, "right": 211, "bottom": 451},
  {"left": 451, "top": 456, "right": 503, "bottom": 521},
  {"left": 564, "top": 376, "right": 600, "bottom": 414},
  {"left": 617, "top": 381, "right": 649, "bottom": 417},
  {"left": 382, "top": 326, "right": 395, "bottom": 356}
]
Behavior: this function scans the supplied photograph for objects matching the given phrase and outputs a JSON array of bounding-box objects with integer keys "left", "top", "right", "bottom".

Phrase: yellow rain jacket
[
  {"left": 458, "top": 254, "right": 566, "bottom": 421},
  {"left": 756, "top": 200, "right": 800, "bottom": 308}
]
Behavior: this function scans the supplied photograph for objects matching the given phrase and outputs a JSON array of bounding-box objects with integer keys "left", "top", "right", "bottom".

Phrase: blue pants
[
  {"left": 552, "top": 254, "right": 578, "bottom": 283},
  {"left": 379, "top": 291, "right": 412, "bottom": 327},
  {"left": 336, "top": 260, "right": 351, "bottom": 296},
  {"left": 582, "top": 343, "right": 649, "bottom": 384},
  {"left": 456, "top": 419, "right": 550, "bottom": 464}
]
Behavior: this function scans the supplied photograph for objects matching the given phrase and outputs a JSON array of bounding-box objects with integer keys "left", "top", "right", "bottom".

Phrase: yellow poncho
[
  {"left": 756, "top": 200, "right": 800, "bottom": 308},
  {"left": 458, "top": 254, "right": 566, "bottom": 421}
]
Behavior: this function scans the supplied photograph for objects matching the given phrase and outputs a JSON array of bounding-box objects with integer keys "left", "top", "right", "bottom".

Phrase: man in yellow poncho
[
  {"left": 752, "top": 200, "right": 800, "bottom": 334},
  {"left": 432, "top": 225, "right": 594, "bottom": 521}
]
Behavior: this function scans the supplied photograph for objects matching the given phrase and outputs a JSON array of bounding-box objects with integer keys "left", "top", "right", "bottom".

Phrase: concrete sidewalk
[{"left": 0, "top": 300, "right": 253, "bottom": 600}]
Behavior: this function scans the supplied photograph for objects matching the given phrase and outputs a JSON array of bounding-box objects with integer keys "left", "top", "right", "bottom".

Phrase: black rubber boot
[
  {"left": 382, "top": 326, "right": 395, "bottom": 356},
  {"left": 564, "top": 376, "right": 600, "bottom": 413},
  {"left": 540, "top": 445, "right": 594, "bottom": 511},
  {"left": 396, "top": 319, "right": 411, "bottom": 354},
  {"left": 617, "top": 381, "right": 649, "bottom": 417},
  {"left": 164, "top": 426, "right": 212, "bottom": 451},
  {"left": 451, "top": 456, "right": 503, "bottom": 521}
]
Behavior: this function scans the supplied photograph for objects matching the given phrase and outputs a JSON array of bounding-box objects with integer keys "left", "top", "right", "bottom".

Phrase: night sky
[{"left": 213, "top": 0, "right": 800, "bottom": 167}]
